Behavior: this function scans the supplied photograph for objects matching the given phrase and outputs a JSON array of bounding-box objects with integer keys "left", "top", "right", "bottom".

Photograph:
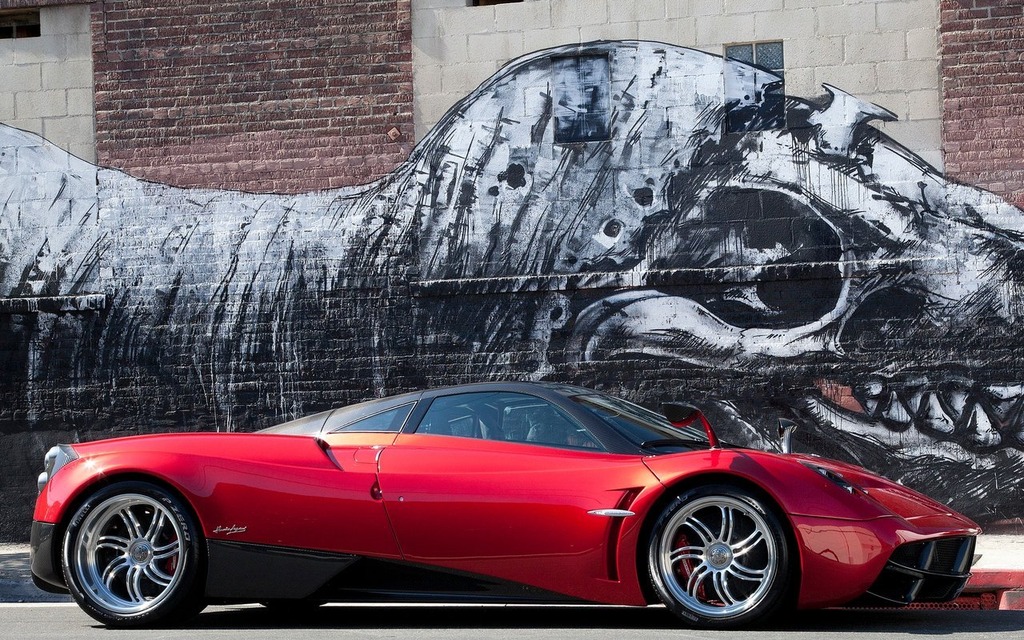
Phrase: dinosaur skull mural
[
  {"left": 1, "top": 41, "right": 1023, "bottom": 538},
  {"left": 401, "top": 41, "right": 1024, "bottom": 522}
]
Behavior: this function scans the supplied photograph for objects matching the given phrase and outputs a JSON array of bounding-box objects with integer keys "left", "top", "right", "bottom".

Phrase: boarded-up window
[{"left": 552, "top": 55, "right": 611, "bottom": 144}]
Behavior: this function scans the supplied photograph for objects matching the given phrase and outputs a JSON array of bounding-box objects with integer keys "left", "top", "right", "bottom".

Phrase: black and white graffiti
[{"left": 2, "top": 41, "right": 1024, "bottom": 539}]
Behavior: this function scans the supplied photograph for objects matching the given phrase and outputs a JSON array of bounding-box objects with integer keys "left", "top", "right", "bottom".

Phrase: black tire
[
  {"left": 647, "top": 484, "right": 792, "bottom": 629},
  {"left": 61, "top": 480, "right": 206, "bottom": 627}
]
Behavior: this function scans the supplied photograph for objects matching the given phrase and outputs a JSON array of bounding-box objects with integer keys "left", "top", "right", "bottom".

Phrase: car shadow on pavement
[
  {"left": 0, "top": 553, "right": 71, "bottom": 604},
  {"left": 182, "top": 604, "right": 1024, "bottom": 632}
]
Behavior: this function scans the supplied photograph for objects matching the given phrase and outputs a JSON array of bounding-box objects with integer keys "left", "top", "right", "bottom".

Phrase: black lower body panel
[
  {"left": 205, "top": 540, "right": 357, "bottom": 599},
  {"left": 29, "top": 520, "right": 68, "bottom": 593},
  {"left": 317, "top": 557, "right": 583, "bottom": 604},
  {"left": 205, "top": 540, "right": 581, "bottom": 604}
]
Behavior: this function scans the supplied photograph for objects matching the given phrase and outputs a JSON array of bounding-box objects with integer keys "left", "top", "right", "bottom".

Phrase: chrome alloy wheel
[
  {"left": 655, "top": 495, "right": 778, "bottom": 619},
  {"left": 68, "top": 493, "right": 186, "bottom": 615}
]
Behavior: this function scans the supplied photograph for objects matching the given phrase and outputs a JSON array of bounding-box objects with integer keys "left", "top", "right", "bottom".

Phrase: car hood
[{"left": 787, "top": 454, "right": 980, "bottom": 527}]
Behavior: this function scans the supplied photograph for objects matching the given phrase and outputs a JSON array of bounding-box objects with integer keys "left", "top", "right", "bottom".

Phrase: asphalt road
[
  {"left": 5, "top": 547, "right": 1024, "bottom": 638},
  {"left": 2, "top": 603, "right": 1023, "bottom": 640}
]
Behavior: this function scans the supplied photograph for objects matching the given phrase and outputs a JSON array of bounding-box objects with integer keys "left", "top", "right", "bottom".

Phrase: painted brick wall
[
  {"left": 6, "top": 38, "right": 1024, "bottom": 542},
  {"left": 90, "top": 0, "right": 414, "bottom": 193},
  {"left": 413, "top": 0, "right": 945, "bottom": 169},
  {"left": 5, "top": 3, "right": 1024, "bottom": 546},
  {"left": 940, "top": 0, "right": 1024, "bottom": 208}
]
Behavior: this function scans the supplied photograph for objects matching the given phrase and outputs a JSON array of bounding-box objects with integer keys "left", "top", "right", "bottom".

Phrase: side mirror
[
  {"left": 778, "top": 418, "right": 798, "bottom": 454},
  {"left": 661, "top": 402, "right": 720, "bottom": 449}
]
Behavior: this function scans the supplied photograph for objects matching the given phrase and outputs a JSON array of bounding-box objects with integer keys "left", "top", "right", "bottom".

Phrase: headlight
[
  {"left": 801, "top": 461, "right": 862, "bottom": 495},
  {"left": 37, "top": 444, "right": 78, "bottom": 492}
]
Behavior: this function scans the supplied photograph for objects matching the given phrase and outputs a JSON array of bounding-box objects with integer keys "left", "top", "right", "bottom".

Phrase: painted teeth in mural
[{"left": 2, "top": 41, "right": 1023, "bottom": 538}]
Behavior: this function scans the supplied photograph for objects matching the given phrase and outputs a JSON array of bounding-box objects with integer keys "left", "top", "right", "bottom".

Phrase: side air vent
[{"left": 858, "top": 536, "right": 975, "bottom": 606}]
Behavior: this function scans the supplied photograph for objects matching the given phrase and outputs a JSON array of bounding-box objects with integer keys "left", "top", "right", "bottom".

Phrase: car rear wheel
[
  {"left": 62, "top": 481, "right": 205, "bottom": 627},
  {"left": 648, "top": 484, "right": 791, "bottom": 628}
]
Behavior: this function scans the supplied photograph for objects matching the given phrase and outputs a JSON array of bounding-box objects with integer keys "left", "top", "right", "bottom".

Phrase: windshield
[{"left": 571, "top": 393, "right": 710, "bottom": 451}]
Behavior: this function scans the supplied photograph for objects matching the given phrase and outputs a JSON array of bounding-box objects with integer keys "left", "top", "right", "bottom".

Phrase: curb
[{"left": 953, "top": 570, "right": 1024, "bottom": 611}]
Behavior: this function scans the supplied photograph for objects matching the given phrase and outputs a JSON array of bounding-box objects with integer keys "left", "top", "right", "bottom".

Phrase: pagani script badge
[{"left": 213, "top": 524, "right": 247, "bottom": 535}]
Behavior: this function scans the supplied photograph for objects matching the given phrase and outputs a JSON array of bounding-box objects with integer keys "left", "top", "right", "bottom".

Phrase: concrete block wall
[
  {"left": 412, "top": 0, "right": 945, "bottom": 169},
  {"left": 90, "top": 0, "right": 414, "bottom": 194},
  {"left": 941, "top": 0, "right": 1024, "bottom": 208},
  {"left": 0, "top": 4, "right": 95, "bottom": 162}
]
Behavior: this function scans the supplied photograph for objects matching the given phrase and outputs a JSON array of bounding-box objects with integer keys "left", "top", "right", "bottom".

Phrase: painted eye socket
[
  {"left": 602, "top": 219, "right": 623, "bottom": 238},
  {"left": 633, "top": 187, "right": 654, "bottom": 207}
]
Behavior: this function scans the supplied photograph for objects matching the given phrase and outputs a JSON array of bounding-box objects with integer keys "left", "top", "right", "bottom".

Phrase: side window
[
  {"left": 415, "top": 392, "right": 603, "bottom": 451},
  {"left": 416, "top": 394, "right": 495, "bottom": 439},
  {"left": 326, "top": 403, "right": 414, "bottom": 433},
  {"left": 501, "top": 402, "right": 602, "bottom": 450}
]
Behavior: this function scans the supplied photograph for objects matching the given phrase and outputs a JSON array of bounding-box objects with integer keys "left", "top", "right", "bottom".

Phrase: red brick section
[
  {"left": 940, "top": 0, "right": 1024, "bottom": 208},
  {"left": 89, "top": 1, "right": 413, "bottom": 194}
]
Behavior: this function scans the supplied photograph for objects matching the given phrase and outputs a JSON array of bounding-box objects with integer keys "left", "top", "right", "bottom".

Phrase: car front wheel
[
  {"left": 62, "top": 481, "right": 205, "bottom": 627},
  {"left": 648, "top": 484, "right": 791, "bottom": 628}
]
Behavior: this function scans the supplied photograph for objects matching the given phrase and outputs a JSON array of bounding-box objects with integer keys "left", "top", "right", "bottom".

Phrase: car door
[
  {"left": 376, "top": 391, "right": 658, "bottom": 600},
  {"left": 200, "top": 402, "right": 411, "bottom": 559},
  {"left": 312, "top": 400, "right": 417, "bottom": 557}
]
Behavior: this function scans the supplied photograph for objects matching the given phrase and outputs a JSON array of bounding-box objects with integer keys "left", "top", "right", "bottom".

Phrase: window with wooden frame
[{"left": 0, "top": 10, "right": 41, "bottom": 39}]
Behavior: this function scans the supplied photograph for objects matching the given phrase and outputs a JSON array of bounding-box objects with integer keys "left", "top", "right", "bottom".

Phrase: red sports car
[{"left": 31, "top": 382, "right": 979, "bottom": 628}]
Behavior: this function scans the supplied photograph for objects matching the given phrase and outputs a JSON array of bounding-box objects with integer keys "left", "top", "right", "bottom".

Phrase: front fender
[{"left": 642, "top": 449, "right": 978, "bottom": 608}]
